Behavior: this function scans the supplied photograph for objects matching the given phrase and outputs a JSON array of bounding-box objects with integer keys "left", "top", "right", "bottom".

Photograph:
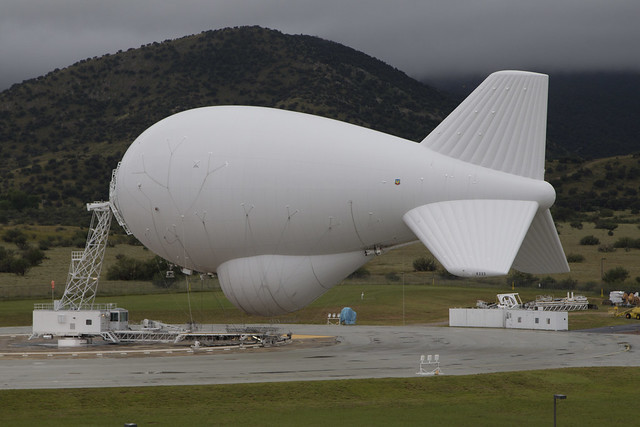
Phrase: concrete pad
[{"left": 1, "top": 324, "right": 639, "bottom": 390}]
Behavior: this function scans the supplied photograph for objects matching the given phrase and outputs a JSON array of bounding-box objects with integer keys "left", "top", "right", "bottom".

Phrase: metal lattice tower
[{"left": 58, "top": 202, "right": 112, "bottom": 310}]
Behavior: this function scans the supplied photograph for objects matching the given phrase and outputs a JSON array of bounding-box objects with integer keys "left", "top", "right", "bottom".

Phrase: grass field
[
  {"left": 1, "top": 220, "right": 638, "bottom": 329},
  {"left": 0, "top": 282, "right": 630, "bottom": 330},
  {"left": 0, "top": 367, "right": 637, "bottom": 426},
  {"left": 2, "top": 218, "right": 640, "bottom": 301}
]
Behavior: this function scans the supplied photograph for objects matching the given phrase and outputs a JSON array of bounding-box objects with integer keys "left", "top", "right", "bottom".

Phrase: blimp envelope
[{"left": 111, "top": 70, "right": 569, "bottom": 316}]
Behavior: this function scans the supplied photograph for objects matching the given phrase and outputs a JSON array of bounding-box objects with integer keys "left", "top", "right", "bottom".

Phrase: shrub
[
  {"left": 598, "top": 244, "right": 616, "bottom": 253},
  {"left": 0, "top": 243, "right": 45, "bottom": 274},
  {"left": 506, "top": 271, "right": 539, "bottom": 288},
  {"left": 578, "top": 281, "right": 598, "bottom": 292},
  {"left": 566, "top": 253, "right": 585, "bottom": 263},
  {"left": 348, "top": 267, "right": 370, "bottom": 279},
  {"left": 22, "top": 247, "right": 45, "bottom": 266},
  {"left": 413, "top": 256, "right": 436, "bottom": 272},
  {"left": 106, "top": 255, "right": 181, "bottom": 282},
  {"left": 9, "top": 258, "right": 30, "bottom": 276},
  {"left": 569, "top": 221, "right": 583, "bottom": 230},
  {"left": 594, "top": 219, "right": 618, "bottom": 232},
  {"left": 385, "top": 272, "right": 400, "bottom": 282},
  {"left": 580, "top": 235, "right": 600, "bottom": 245},
  {"left": 2, "top": 228, "right": 27, "bottom": 246},
  {"left": 557, "top": 277, "right": 578, "bottom": 290},
  {"left": 539, "top": 276, "right": 557, "bottom": 289},
  {"left": 603, "top": 267, "right": 629, "bottom": 284},
  {"left": 613, "top": 237, "right": 640, "bottom": 249},
  {"left": 106, "top": 254, "right": 156, "bottom": 281},
  {"left": 599, "top": 208, "right": 614, "bottom": 217}
]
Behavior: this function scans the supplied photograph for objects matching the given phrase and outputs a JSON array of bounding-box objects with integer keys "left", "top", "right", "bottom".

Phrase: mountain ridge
[
  {"left": 0, "top": 26, "right": 637, "bottom": 225},
  {"left": 0, "top": 26, "right": 455, "bottom": 223},
  {"left": 428, "top": 71, "right": 640, "bottom": 159}
]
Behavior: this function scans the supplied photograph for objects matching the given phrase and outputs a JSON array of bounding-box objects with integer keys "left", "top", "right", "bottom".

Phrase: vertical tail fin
[{"left": 422, "top": 70, "right": 548, "bottom": 180}]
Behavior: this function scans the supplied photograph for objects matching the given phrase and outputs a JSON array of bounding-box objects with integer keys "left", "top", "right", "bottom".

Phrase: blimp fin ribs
[
  {"left": 402, "top": 200, "right": 538, "bottom": 277},
  {"left": 422, "top": 70, "right": 548, "bottom": 180}
]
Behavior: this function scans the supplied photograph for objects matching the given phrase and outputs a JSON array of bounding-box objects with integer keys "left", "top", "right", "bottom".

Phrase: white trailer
[
  {"left": 449, "top": 308, "right": 568, "bottom": 331},
  {"left": 32, "top": 303, "right": 128, "bottom": 340}
]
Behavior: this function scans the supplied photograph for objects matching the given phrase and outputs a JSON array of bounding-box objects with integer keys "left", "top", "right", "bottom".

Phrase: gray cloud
[{"left": 2, "top": 0, "right": 639, "bottom": 90}]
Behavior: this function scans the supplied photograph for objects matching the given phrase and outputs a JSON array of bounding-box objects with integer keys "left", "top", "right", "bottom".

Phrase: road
[{"left": 1, "top": 324, "right": 639, "bottom": 390}]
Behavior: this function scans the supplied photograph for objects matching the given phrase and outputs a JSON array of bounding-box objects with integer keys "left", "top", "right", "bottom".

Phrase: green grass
[
  {"left": 1, "top": 220, "right": 639, "bottom": 330},
  {"left": 3, "top": 217, "right": 640, "bottom": 299},
  {"left": 0, "top": 367, "right": 636, "bottom": 426},
  {"left": 0, "top": 282, "right": 629, "bottom": 330}
]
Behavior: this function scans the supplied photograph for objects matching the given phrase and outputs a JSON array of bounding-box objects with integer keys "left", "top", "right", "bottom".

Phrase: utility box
[
  {"left": 107, "top": 307, "right": 129, "bottom": 331},
  {"left": 32, "top": 303, "right": 128, "bottom": 337}
]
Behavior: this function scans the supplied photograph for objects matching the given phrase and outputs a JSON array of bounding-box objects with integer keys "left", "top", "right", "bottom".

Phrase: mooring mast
[{"left": 57, "top": 202, "right": 113, "bottom": 310}]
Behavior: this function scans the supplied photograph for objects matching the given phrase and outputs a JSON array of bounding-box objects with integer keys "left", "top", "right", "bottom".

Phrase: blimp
[{"left": 110, "top": 70, "right": 569, "bottom": 316}]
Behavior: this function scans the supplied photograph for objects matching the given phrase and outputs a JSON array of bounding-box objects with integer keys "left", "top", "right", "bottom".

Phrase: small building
[
  {"left": 449, "top": 308, "right": 568, "bottom": 331},
  {"left": 32, "top": 302, "right": 129, "bottom": 338}
]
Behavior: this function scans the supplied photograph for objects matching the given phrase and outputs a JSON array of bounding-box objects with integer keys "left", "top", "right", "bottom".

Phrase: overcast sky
[{"left": 2, "top": 0, "right": 639, "bottom": 90}]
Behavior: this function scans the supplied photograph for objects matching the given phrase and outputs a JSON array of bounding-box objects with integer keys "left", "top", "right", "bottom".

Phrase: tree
[
  {"left": 9, "top": 258, "right": 31, "bottom": 276},
  {"left": 566, "top": 253, "right": 585, "bottom": 263},
  {"left": 580, "top": 235, "right": 600, "bottom": 245},
  {"left": 506, "top": 271, "right": 539, "bottom": 287},
  {"left": 413, "top": 256, "right": 436, "bottom": 272},
  {"left": 348, "top": 267, "right": 370, "bottom": 279}
]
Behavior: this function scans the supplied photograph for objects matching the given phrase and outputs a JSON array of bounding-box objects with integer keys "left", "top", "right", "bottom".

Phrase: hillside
[
  {"left": 0, "top": 26, "right": 638, "bottom": 227},
  {"left": 430, "top": 72, "right": 640, "bottom": 159},
  {"left": 0, "top": 26, "right": 454, "bottom": 225},
  {"left": 547, "top": 154, "right": 640, "bottom": 220}
]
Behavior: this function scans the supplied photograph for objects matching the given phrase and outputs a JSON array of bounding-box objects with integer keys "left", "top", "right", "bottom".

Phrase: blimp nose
[{"left": 109, "top": 162, "right": 133, "bottom": 235}]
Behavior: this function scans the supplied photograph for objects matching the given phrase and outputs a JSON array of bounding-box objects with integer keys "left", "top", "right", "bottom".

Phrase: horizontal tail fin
[{"left": 422, "top": 70, "right": 548, "bottom": 180}]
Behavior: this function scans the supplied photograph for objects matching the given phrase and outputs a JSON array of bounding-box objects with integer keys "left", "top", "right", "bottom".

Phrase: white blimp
[{"left": 111, "top": 70, "right": 569, "bottom": 316}]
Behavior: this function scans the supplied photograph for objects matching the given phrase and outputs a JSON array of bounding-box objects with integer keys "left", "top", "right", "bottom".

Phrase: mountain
[
  {"left": 428, "top": 71, "right": 640, "bottom": 160},
  {"left": 1, "top": 26, "right": 638, "bottom": 226},
  {"left": 0, "top": 26, "right": 455, "bottom": 224}
]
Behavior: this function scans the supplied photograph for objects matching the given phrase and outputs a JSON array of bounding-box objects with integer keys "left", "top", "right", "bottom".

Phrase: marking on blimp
[
  {"left": 348, "top": 200, "right": 366, "bottom": 246},
  {"left": 395, "top": 179, "right": 401, "bottom": 185},
  {"left": 241, "top": 203, "right": 254, "bottom": 217},
  {"left": 286, "top": 206, "right": 299, "bottom": 220}
]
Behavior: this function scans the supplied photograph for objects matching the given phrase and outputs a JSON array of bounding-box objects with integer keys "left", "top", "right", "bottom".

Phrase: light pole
[
  {"left": 554, "top": 394, "right": 566, "bottom": 427},
  {"left": 600, "top": 257, "right": 606, "bottom": 281}
]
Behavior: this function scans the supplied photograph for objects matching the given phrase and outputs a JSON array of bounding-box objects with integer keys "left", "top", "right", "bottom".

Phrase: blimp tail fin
[
  {"left": 512, "top": 209, "right": 570, "bottom": 274},
  {"left": 422, "top": 70, "right": 548, "bottom": 180},
  {"left": 403, "top": 200, "right": 538, "bottom": 277},
  {"left": 413, "top": 71, "right": 569, "bottom": 276}
]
